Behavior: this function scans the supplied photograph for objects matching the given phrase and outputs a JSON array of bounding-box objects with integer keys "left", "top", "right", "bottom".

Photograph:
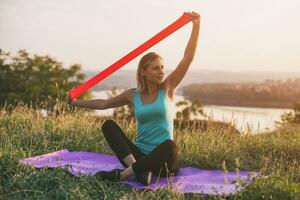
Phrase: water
[
  {"left": 201, "top": 105, "right": 290, "bottom": 133},
  {"left": 92, "top": 90, "right": 291, "bottom": 133}
]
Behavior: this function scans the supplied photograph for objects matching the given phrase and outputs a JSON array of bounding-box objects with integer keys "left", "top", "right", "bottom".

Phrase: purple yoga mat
[{"left": 19, "top": 150, "right": 257, "bottom": 195}]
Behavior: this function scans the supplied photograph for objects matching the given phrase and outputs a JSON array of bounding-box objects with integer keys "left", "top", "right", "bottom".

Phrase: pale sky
[{"left": 1, "top": 0, "right": 300, "bottom": 72}]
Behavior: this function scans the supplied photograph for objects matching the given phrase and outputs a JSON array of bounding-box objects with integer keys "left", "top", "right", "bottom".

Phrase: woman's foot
[
  {"left": 95, "top": 168, "right": 122, "bottom": 181},
  {"left": 135, "top": 171, "right": 152, "bottom": 186},
  {"left": 95, "top": 168, "right": 152, "bottom": 186}
]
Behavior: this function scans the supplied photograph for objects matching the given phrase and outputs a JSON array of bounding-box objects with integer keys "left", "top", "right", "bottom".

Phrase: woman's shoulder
[{"left": 124, "top": 88, "right": 138, "bottom": 104}]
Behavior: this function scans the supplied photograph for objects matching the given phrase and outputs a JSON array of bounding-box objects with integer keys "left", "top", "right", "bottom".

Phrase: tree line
[{"left": 181, "top": 79, "right": 300, "bottom": 108}]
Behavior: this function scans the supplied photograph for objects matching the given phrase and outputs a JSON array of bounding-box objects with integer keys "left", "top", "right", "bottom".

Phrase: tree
[
  {"left": 280, "top": 102, "right": 300, "bottom": 124},
  {"left": 175, "top": 99, "right": 206, "bottom": 121},
  {"left": 0, "top": 49, "right": 92, "bottom": 111}
]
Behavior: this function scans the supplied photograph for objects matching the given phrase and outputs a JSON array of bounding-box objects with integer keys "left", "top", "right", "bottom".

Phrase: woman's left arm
[{"left": 163, "top": 11, "right": 201, "bottom": 91}]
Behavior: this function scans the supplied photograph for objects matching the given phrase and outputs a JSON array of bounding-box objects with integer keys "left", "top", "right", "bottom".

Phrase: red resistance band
[{"left": 68, "top": 12, "right": 197, "bottom": 100}]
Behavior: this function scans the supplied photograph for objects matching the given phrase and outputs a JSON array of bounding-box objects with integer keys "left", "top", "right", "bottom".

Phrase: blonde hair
[{"left": 136, "top": 52, "right": 163, "bottom": 93}]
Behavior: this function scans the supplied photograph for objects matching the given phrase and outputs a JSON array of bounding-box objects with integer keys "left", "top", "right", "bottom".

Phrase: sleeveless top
[{"left": 133, "top": 88, "right": 175, "bottom": 154}]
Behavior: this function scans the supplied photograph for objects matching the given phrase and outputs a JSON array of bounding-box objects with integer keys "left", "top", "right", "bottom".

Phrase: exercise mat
[{"left": 20, "top": 150, "right": 257, "bottom": 195}]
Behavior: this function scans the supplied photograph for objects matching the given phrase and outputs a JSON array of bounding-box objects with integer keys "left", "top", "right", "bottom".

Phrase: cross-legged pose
[{"left": 68, "top": 11, "right": 200, "bottom": 185}]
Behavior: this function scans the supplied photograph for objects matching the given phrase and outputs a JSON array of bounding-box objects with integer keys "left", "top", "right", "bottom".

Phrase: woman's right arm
[
  {"left": 69, "top": 88, "right": 134, "bottom": 110},
  {"left": 70, "top": 98, "right": 107, "bottom": 110}
]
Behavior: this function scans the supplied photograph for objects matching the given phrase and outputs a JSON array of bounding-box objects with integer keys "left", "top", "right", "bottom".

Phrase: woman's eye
[{"left": 153, "top": 65, "right": 163, "bottom": 70}]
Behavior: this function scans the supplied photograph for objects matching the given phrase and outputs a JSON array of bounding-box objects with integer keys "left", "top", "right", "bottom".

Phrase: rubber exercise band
[{"left": 68, "top": 12, "right": 197, "bottom": 100}]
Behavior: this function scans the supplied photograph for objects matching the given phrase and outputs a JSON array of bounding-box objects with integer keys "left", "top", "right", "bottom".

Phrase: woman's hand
[
  {"left": 66, "top": 91, "right": 76, "bottom": 107},
  {"left": 188, "top": 11, "right": 201, "bottom": 25}
]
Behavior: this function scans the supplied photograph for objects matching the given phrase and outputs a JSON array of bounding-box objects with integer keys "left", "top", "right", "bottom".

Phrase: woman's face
[{"left": 142, "top": 57, "right": 164, "bottom": 85}]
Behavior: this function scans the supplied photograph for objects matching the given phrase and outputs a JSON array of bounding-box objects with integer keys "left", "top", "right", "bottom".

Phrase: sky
[{"left": 1, "top": 0, "right": 300, "bottom": 73}]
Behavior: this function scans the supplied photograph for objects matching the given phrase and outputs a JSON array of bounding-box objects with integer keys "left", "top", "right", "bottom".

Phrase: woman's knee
[
  {"left": 101, "top": 119, "right": 116, "bottom": 135},
  {"left": 160, "top": 139, "right": 178, "bottom": 159},
  {"left": 162, "top": 139, "right": 177, "bottom": 151},
  {"left": 101, "top": 119, "right": 115, "bottom": 130}
]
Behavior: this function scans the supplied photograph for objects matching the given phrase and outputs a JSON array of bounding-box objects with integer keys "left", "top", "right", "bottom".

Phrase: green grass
[{"left": 0, "top": 105, "right": 300, "bottom": 199}]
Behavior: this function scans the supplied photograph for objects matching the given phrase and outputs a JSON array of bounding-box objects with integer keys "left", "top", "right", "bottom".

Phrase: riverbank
[
  {"left": 0, "top": 106, "right": 299, "bottom": 199},
  {"left": 190, "top": 99, "right": 294, "bottom": 109}
]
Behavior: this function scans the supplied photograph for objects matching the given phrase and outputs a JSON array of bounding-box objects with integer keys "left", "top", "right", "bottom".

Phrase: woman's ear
[{"left": 141, "top": 68, "right": 146, "bottom": 76}]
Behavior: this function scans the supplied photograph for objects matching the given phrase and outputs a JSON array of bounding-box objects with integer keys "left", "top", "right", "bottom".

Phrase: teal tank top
[{"left": 133, "top": 88, "right": 174, "bottom": 154}]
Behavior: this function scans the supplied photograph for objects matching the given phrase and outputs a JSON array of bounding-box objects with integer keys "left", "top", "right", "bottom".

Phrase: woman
[{"left": 68, "top": 11, "right": 200, "bottom": 185}]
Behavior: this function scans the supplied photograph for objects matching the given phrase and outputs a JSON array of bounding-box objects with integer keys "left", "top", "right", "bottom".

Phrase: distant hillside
[
  {"left": 82, "top": 69, "right": 300, "bottom": 91},
  {"left": 182, "top": 79, "right": 300, "bottom": 108}
]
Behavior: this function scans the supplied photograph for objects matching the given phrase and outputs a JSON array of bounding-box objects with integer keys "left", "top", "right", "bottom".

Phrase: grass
[{"left": 0, "top": 105, "right": 300, "bottom": 199}]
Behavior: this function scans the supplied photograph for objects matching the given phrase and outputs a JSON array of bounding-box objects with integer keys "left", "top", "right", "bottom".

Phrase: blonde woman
[{"left": 68, "top": 11, "right": 200, "bottom": 185}]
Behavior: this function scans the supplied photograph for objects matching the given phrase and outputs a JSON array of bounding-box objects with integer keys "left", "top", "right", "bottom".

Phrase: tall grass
[{"left": 0, "top": 105, "right": 299, "bottom": 199}]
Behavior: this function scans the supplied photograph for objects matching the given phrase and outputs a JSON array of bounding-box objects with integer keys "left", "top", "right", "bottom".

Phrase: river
[{"left": 92, "top": 90, "right": 291, "bottom": 134}]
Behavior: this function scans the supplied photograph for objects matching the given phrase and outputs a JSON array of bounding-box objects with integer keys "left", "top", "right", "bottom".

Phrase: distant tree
[
  {"left": 176, "top": 99, "right": 206, "bottom": 121},
  {"left": 0, "top": 49, "right": 92, "bottom": 111},
  {"left": 280, "top": 102, "right": 300, "bottom": 124}
]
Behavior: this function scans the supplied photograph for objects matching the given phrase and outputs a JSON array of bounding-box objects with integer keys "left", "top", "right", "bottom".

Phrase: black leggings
[{"left": 101, "top": 119, "right": 179, "bottom": 177}]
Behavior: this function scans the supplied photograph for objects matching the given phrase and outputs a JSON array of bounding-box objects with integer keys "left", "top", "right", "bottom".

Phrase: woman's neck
[{"left": 143, "top": 83, "right": 160, "bottom": 95}]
